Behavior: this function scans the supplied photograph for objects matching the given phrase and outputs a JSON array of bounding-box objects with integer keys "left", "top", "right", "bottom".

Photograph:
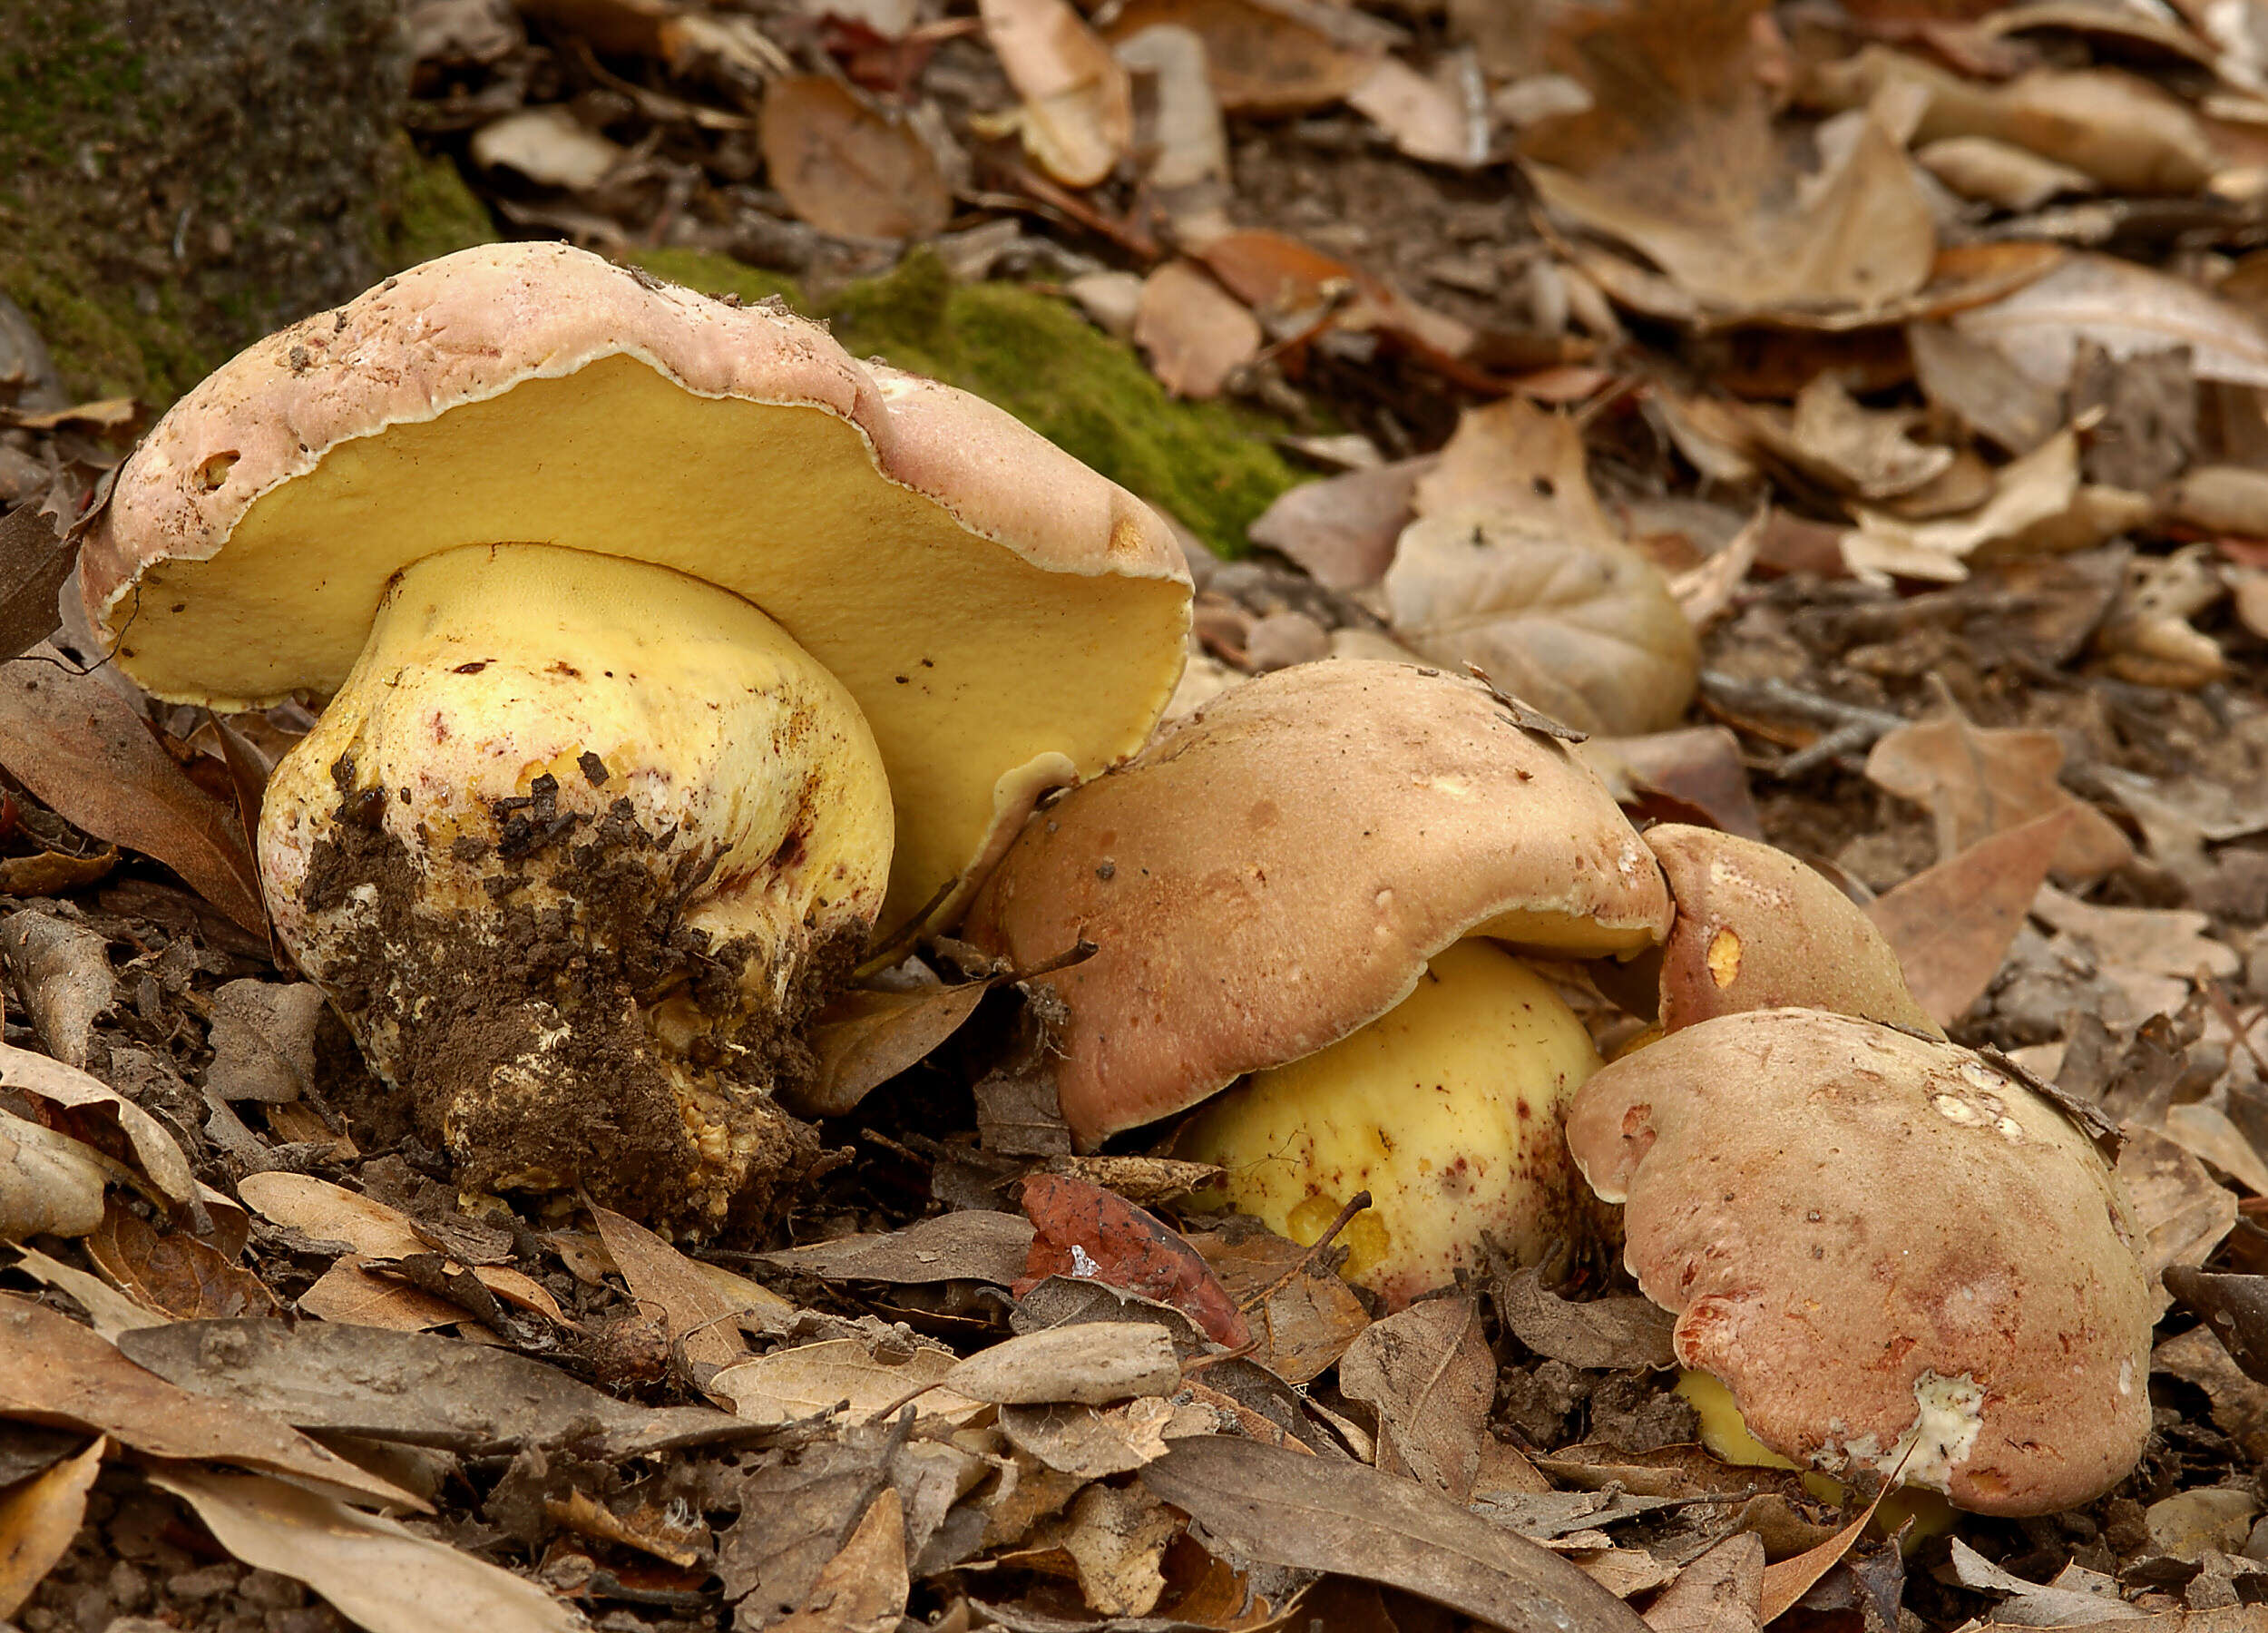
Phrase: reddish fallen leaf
[
  {"left": 1867, "top": 808, "right": 2075, "bottom": 1029},
  {"left": 758, "top": 75, "right": 951, "bottom": 241},
  {"left": 1196, "top": 229, "right": 1474, "bottom": 364},
  {"left": 1135, "top": 261, "right": 1262, "bottom": 399},
  {"left": 0, "top": 647, "right": 263, "bottom": 932},
  {"left": 1015, "top": 1173, "right": 1250, "bottom": 1348}
]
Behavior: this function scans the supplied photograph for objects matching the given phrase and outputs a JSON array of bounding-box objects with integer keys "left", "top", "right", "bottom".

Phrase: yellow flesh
[
  {"left": 1180, "top": 939, "right": 1602, "bottom": 1307},
  {"left": 1475, "top": 905, "right": 1664, "bottom": 958},
  {"left": 262, "top": 542, "right": 894, "bottom": 975},
  {"left": 111, "top": 356, "right": 1188, "bottom": 927}
]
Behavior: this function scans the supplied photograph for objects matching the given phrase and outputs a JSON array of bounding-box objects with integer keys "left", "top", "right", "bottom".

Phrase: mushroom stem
[
  {"left": 1178, "top": 939, "right": 1601, "bottom": 1308},
  {"left": 259, "top": 543, "right": 894, "bottom": 1226}
]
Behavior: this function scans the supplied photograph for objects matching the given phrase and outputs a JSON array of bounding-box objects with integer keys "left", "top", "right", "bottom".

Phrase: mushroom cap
[
  {"left": 81, "top": 241, "right": 1190, "bottom": 929},
  {"left": 1647, "top": 825, "right": 1942, "bottom": 1036},
  {"left": 962, "top": 660, "right": 1672, "bottom": 1147},
  {"left": 1565, "top": 1009, "right": 2152, "bottom": 1516}
]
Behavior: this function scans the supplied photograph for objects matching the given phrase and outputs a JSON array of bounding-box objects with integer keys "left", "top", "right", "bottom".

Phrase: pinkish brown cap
[
  {"left": 1566, "top": 1009, "right": 2152, "bottom": 1516},
  {"left": 80, "top": 241, "right": 1190, "bottom": 931},
  {"left": 1647, "top": 825, "right": 1943, "bottom": 1037},
  {"left": 962, "top": 660, "right": 1672, "bottom": 1147}
]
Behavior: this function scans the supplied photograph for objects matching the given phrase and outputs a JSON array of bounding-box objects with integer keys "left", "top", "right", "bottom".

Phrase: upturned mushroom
[
  {"left": 963, "top": 660, "right": 1671, "bottom": 1306},
  {"left": 1564, "top": 1009, "right": 2152, "bottom": 1515},
  {"left": 82, "top": 242, "right": 1190, "bottom": 1225}
]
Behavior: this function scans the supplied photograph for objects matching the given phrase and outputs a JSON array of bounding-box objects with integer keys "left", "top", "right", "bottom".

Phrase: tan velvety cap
[
  {"left": 80, "top": 241, "right": 1190, "bottom": 929},
  {"left": 1647, "top": 825, "right": 1942, "bottom": 1036},
  {"left": 963, "top": 660, "right": 1671, "bottom": 1147},
  {"left": 1566, "top": 1009, "right": 2152, "bottom": 1516}
]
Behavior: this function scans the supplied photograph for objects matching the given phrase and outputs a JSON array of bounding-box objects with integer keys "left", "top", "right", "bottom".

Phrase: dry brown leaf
[
  {"left": 204, "top": 980, "right": 327, "bottom": 1104},
  {"left": 1518, "top": 0, "right": 1933, "bottom": 323},
  {"left": 2120, "top": 1127, "right": 2239, "bottom": 1315},
  {"left": 2166, "top": 465, "right": 2268, "bottom": 537},
  {"left": 1196, "top": 229, "right": 1474, "bottom": 360},
  {"left": 0, "top": 646, "right": 263, "bottom": 933},
  {"left": 1758, "top": 1486, "right": 1886, "bottom": 1624},
  {"left": 758, "top": 76, "right": 951, "bottom": 241},
  {"left": 1840, "top": 428, "right": 2083, "bottom": 582},
  {"left": 1244, "top": 456, "right": 1431, "bottom": 591},
  {"left": 0, "top": 1045, "right": 194, "bottom": 1216},
  {"left": 1811, "top": 50, "right": 2217, "bottom": 196},
  {"left": 1914, "top": 135, "right": 2096, "bottom": 210},
  {"left": 12, "top": 1244, "right": 165, "bottom": 1340},
  {"left": 1114, "top": 24, "right": 1229, "bottom": 191},
  {"left": 768, "top": 1487, "right": 909, "bottom": 1633},
  {"left": 1669, "top": 508, "right": 1765, "bottom": 631},
  {"left": 2163, "top": 1105, "right": 2268, "bottom": 1197},
  {"left": 150, "top": 1465, "right": 580, "bottom": 1633},
  {"left": 1905, "top": 321, "right": 2063, "bottom": 456},
  {"left": 1776, "top": 376, "right": 1954, "bottom": 501},
  {"left": 298, "top": 1257, "right": 464, "bottom": 1332},
  {"left": 1001, "top": 1395, "right": 1173, "bottom": 1479},
  {"left": 981, "top": 0, "right": 1133, "bottom": 187},
  {"left": 0, "top": 911, "right": 113, "bottom": 1071},
  {"left": 1106, "top": 0, "right": 1384, "bottom": 114},
  {"left": 2030, "top": 885, "right": 2240, "bottom": 983},
  {"left": 86, "top": 1201, "right": 275, "bottom": 1321},
  {"left": 0, "top": 1113, "right": 109, "bottom": 1244},
  {"left": 945, "top": 1323, "right": 1178, "bottom": 1407},
  {"left": 2094, "top": 544, "right": 2229, "bottom": 689},
  {"left": 1185, "top": 1222, "right": 1369, "bottom": 1384},
  {"left": 1384, "top": 402, "right": 1696, "bottom": 736},
  {"left": 1346, "top": 53, "right": 1486, "bottom": 169},
  {"left": 1643, "top": 1531, "right": 1764, "bottom": 1633},
  {"left": 1135, "top": 260, "right": 1262, "bottom": 399},
  {"left": 1336, "top": 1297, "right": 1493, "bottom": 1505},
  {"left": 1866, "top": 808, "right": 2075, "bottom": 1029},
  {"left": 0, "top": 1295, "right": 419, "bottom": 1508},
  {"left": 469, "top": 106, "right": 622, "bottom": 190},
  {"left": 1954, "top": 252, "right": 2268, "bottom": 390},
  {"left": 0, "top": 1434, "right": 103, "bottom": 1619},
  {"left": 708, "top": 1336, "right": 983, "bottom": 1428},
  {"left": 1576, "top": 727, "right": 1765, "bottom": 840},
  {"left": 589, "top": 1201, "right": 789, "bottom": 1376},
  {"left": 1048, "top": 1481, "right": 1180, "bottom": 1618},
  {"left": 789, "top": 980, "right": 991, "bottom": 1118},
  {"left": 1863, "top": 711, "right": 2133, "bottom": 881},
  {"left": 236, "top": 1171, "right": 430, "bottom": 1259}
]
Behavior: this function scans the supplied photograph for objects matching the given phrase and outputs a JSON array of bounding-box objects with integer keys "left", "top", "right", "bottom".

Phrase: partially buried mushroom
[
  {"left": 1638, "top": 824, "right": 1941, "bottom": 1037},
  {"left": 963, "top": 660, "right": 1671, "bottom": 1307},
  {"left": 82, "top": 242, "right": 1190, "bottom": 1226},
  {"left": 1565, "top": 1009, "right": 2152, "bottom": 1515}
]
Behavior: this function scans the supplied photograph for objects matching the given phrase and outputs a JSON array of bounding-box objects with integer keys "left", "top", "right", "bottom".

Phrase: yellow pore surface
[
  {"left": 261, "top": 543, "right": 894, "bottom": 978},
  {"left": 1180, "top": 938, "right": 1602, "bottom": 1308},
  {"left": 112, "top": 357, "right": 1189, "bottom": 927}
]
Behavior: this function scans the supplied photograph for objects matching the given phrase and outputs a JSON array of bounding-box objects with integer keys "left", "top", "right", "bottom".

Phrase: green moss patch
[{"left": 632, "top": 246, "right": 1294, "bottom": 553}]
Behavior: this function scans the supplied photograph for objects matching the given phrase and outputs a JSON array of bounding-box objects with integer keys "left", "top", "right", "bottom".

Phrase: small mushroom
[
  {"left": 1564, "top": 1008, "right": 2152, "bottom": 1515},
  {"left": 1644, "top": 825, "right": 1941, "bottom": 1036},
  {"left": 964, "top": 660, "right": 1671, "bottom": 1305},
  {"left": 83, "top": 243, "right": 1190, "bottom": 1225}
]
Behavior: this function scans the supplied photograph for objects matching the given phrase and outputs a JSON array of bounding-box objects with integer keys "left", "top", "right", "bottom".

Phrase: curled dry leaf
[
  {"left": 980, "top": 0, "right": 1133, "bottom": 188},
  {"left": 709, "top": 1335, "right": 982, "bottom": 1428},
  {"left": 1245, "top": 455, "right": 1432, "bottom": 591},
  {"left": 1135, "top": 260, "right": 1262, "bottom": 400},
  {"left": 788, "top": 979, "right": 992, "bottom": 1118},
  {"left": 0, "top": 910, "right": 113, "bottom": 1071},
  {"left": 943, "top": 1321, "right": 1178, "bottom": 1406},
  {"left": 0, "top": 1112, "right": 109, "bottom": 1243},
  {"left": 1518, "top": 0, "right": 1933, "bottom": 323},
  {"left": 0, "top": 1043, "right": 194, "bottom": 1212},
  {"left": 1639, "top": 1530, "right": 1763, "bottom": 1633},
  {"left": 1954, "top": 252, "right": 2268, "bottom": 391},
  {"left": 0, "top": 1434, "right": 103, "bottom": 1619},
  {"left": 1346, "top": 52, "right": 1487, "bottom": 169},
  {"left": 468, "top": 106, "right": 622, "bottom": 191},
  {"left": 2093, "top": 543, "right": 2228, "bottom": 689},
  {"left": 0, "top": 645, "right": 263, "bottom": 933},
  {"left": 758, "top": 75, "right": 952, "bottom": 242},
  {"left": 1914, "top": 135, "right": 2096, "bottom": 211},
  {"left": 2166, "top": 465, "right": 2268, "bottom": 537},
  {"left": 1490, "top": 1265, "right": 1677, "bottom": 1374},
  {"left": 1113, "top": 24, "right": 1228, "bottom": 191},
  {"left": 150, "top": 1466, "right": 582, "bottom": 1633}
]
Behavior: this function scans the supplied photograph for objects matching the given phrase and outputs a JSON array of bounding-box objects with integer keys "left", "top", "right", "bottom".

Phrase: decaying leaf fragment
[
  {"left": 1017, "top": 1172, "right": 1250, "bottom": 1349},
  {"left": 1863, "top": 710, "right": 2132, "bottom": 881},
  {"left": 758, "top": 75, "right": 952, "bottom": 242},
  {"left": 981, "top": 0, "right": 1134, "bottom": 186}
]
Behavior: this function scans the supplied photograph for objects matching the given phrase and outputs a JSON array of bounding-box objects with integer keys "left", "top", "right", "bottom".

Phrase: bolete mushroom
[
  {"left": 963, "top": 660, "right": 1671, "bottom": 1305},
  {"left": 82, "top": 242, "right": 1190, "bottom": 1225},
  {"left": 1637, "top": 825, "right": 1941, "bottom": 1037},
  {"left": 1564, "top": 1008, "right": 2152, "bottom": 1515}
]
